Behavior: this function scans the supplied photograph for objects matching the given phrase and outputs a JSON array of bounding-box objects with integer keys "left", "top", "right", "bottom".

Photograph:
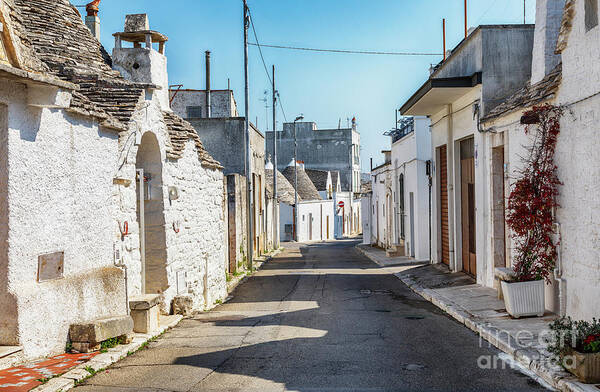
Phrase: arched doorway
[{"left": 135, "top": 132, "right": 168, "bottom": 295}]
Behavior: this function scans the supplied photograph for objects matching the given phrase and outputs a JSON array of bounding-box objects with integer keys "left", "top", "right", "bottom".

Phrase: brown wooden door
[
  {"left": 439, "top": 146, "right": 450, "bottom": 265},
  {"left": 461, "top": 157, "right": 476, "bottom": 276}
]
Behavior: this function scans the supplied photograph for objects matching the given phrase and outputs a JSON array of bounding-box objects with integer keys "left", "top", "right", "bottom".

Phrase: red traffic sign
[{"left": 337, "top": 201, "right": 345, "bottom": 208}]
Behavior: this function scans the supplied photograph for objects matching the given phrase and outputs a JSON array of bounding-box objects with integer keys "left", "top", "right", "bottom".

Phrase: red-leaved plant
[{"left": 506, "top": 104, "right": 562, "bottom": 282}]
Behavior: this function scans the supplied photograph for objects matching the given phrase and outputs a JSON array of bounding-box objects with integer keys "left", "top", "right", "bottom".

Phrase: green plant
[
  {"left": 84, "top": 366, "right": 97, "bottom": 375},
  {"left": 548, "top": 317, "right": 600, "bottom": 362},
  {"left": 65, "top": 341, "right": 73, "bottom": 353},
  {"left": 226, "top": 273, "right": 232, "bottom": 282},
  {"left": 214, "top": 299, "right": 222, "bottom": 305},
  {"left": 100, "top": 336, "right": 124, "bottom": 352}
]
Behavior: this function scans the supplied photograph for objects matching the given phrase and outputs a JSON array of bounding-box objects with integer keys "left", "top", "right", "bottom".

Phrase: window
[
  {"left": 186, "top": 106, "right": 203, "bottom": 119},
  {"left": 586, "top": 0, "right": 598, "bottom": 31}
]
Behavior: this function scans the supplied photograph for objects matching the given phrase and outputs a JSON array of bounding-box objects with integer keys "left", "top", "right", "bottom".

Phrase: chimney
[
  {"left": 85, "top": 0, "right": 101, "bottom": 41},
  {"left": 112, "top": 14, "right": 170, "bottom": 109},
  {"left": 530, "top": 0, "right": 566, "bottom": 84},
  {"left": 205, "top": 51, "right": 211, "bottom": 118}
]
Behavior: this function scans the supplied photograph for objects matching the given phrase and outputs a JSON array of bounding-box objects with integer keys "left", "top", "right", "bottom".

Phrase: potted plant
[
  {"left": 502, "top": 105, "right": 562, "bottom": 318},
  {"left": 548, "top": 317, "right": 600, "bottom": 383}
]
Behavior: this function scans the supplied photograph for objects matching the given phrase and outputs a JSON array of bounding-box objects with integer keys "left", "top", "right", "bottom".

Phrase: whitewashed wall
[
  {"left": 553, "top": 0, "right": 600, "bottom": 320},
  {"left": 296, "top": 200, "right": 334, "bottom": 242},
  {"left": 391, "top": 117, "right": 431, "bottom": 261},
  {"left": 114, "top": 92, "right": 227, "bottom": 313},
  {"left": 0, "top": 80, "right": 125, "bottom": 359}
]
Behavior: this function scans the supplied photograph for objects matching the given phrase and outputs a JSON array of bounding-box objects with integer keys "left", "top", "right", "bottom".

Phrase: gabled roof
[
  {"left": 282, "top": 166, "right": 322, "bottom": 201},
  {"left": 266, "top": 169, "right": 299, "bottom": 205},
  {"left": 482, "top": 63, "right": 562, "bottom": 122},
  {"left": 304, "top": 169, "right": 330, "bottom": 191}
]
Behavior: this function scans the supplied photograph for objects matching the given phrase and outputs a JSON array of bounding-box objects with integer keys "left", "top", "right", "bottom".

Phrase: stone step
[{"left": 386, "top": 247, "right": 406, "bottom": 257}]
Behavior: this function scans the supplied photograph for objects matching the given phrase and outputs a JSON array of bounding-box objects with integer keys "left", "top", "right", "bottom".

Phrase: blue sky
[{"left": 85, "top": 0, "right": 536, "bottom": 172}]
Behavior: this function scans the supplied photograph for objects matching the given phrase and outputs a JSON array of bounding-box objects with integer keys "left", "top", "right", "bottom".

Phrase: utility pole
[
  {"left": 524, "top": 0, "right": 526, "bottom": 24},
  {"left": 272, "top": 65, "right": 278, "bottom": 248},
  {"left": 294, "top": 122, "right": 298, "bottom": 242},
  {"left": 243, "top": 0, "right": 253, "bottom": 269},
  {"left": 292, "top": 115, "right": 304, "bottom": 241}
]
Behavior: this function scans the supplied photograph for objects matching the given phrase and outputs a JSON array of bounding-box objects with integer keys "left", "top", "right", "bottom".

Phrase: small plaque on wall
[{"left": 37, "top": 252, "right": 64, "bottom": 282}]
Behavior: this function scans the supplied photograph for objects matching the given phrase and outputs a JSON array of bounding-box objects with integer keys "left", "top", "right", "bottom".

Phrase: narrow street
[{"left": 76, "top": 241, "right": 546, "bottom": 392}]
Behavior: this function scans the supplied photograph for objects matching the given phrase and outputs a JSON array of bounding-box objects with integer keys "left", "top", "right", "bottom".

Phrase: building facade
[
  {"left": 0, "top": 4, "right": 227, "bottom": 360},
  {"left": 480, "top": 0, "right": 599, "bottom": 321},
  {"left": 400, "top": 24, "right": 535, "bottom": 287},
  {"left": 388, "top": 117, "right": 432, "bottom": 261}
]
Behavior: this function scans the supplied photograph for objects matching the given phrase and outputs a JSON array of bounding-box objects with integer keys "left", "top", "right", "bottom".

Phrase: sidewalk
[
  {"left": 355, "top": 244, "right": 428, "bottom": 268},
  {"left": 395, "top": 263, "right": 599, "bottom": 392}
]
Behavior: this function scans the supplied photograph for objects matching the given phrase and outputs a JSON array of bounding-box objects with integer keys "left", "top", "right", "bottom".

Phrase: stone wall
[
  {"left": 163, "top": 141, "right": 227, "bottom": 310},
  {"left": 114, "top": 92, "right": 227, "bottom": 313}
]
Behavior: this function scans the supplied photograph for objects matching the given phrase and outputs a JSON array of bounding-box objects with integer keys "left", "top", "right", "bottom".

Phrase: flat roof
[{"left": 400, "top": 73, "right": 482, "bottom": 116}]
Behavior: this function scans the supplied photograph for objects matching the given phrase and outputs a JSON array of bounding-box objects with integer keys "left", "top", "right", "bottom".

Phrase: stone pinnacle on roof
[{"left": 125, "top": 14, "right": 149, "bottom": 32}]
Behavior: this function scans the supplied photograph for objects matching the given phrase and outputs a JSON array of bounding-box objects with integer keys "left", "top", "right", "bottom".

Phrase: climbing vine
[{"left": 506, "top": 104, "right": 563, "bottom": 282}]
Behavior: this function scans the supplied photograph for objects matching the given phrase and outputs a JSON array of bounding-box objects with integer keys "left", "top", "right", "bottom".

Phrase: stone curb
[
  {"left": 31, "top": 315, "right": 183, "bottom": 392},
  {"left": 354, "top": 245, "right": 428, "bottom": 268},
  {"left": 394, "top": 272, "right": 597, "bottom": 392}
]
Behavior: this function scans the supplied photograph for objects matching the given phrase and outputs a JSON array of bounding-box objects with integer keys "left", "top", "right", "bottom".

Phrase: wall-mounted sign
[{"left": 37, "top": 251, "right": 64, "bottom": 282}]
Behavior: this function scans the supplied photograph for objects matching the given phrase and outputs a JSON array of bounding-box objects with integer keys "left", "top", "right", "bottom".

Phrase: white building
[
  {"left": 369, "top": 152, "right": 393, "bottom": 248},
  {"left": 400, "top": 23, "right": 536, "bottom": 286},
  {"left": 387, "top": 117, "right": 432, "bottom": 261},
  {"left": 481, "top": 0, "right": 599, "bottom": 320},
  {"left": 0, "top": 4, "right": 227, "bottom": 360},
  {"left": 278, "top": 162, "right": 335, "bottom": 242}
]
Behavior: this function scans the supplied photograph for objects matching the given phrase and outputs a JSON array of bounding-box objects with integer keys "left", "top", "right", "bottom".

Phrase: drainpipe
[
  {"left": 553, "top": 221, "right": 567, "bottom": 317},
  {"left": 427, "top": 160, "right": 432, "bottom": 263},
  {"left": 205, "top": 51, "right": 211, "bottom": 118}
]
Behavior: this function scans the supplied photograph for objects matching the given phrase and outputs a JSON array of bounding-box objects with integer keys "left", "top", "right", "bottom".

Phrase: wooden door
[
  {"left": 309, "top": 213, "right": 313, "bottom": 241},
  {"left": 320, "top": 205, "right": 323, "bottom": 240},
  {"left": 326, "top": 216, "right": 330, "bottom": 240},
  {"left": 439, "top": 146, "right": 450, "bottom": 265},
  {"left": 461, "top": 157, "right": 476, "bottom": 276}
]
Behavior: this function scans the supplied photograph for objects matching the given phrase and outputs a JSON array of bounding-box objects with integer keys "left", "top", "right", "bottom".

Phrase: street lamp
[{"left": 293, "top": 114, "right": 304, "bottom": 241}]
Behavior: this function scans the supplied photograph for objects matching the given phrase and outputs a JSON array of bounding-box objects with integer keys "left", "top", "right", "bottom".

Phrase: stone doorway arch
[{"left": 135, "top": 132, "right": 168, "bottom": 295}]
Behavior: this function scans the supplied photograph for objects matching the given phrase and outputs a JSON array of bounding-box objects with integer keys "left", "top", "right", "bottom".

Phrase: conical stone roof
[
  {"left": 282, "top": 165, "right": 322, "bottom": 201},
  {"left": 266, "top": 169, "right": 299, "bottom": 206}
]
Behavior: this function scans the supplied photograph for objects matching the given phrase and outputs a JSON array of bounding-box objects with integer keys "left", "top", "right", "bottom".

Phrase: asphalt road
[{"left": 76, "top": 240, "right": 547, "bottom": 392}]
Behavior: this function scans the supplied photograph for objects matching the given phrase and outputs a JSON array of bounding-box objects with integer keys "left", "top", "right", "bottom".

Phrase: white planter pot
[{"left": 501, "top": 280, "right": 545, "bottom": 318}]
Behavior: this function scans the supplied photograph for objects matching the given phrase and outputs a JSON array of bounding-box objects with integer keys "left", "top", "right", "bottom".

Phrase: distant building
[
  {"left": 265, "top": 120, "right": 361, "bottom": 194},
  {"left": 170, "top": 89, "right": 238, "bottom": 119},
  {"left": 170, "top": 88, "right": 272, "bottom": 263}
]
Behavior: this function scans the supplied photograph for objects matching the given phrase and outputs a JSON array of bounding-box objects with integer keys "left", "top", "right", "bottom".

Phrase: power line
[
  {"left": 249, "top": 43, "right": 442, "bottom": 56},
  {"left": 247, "top": 9, "right": 288, "bottom": 123}
]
